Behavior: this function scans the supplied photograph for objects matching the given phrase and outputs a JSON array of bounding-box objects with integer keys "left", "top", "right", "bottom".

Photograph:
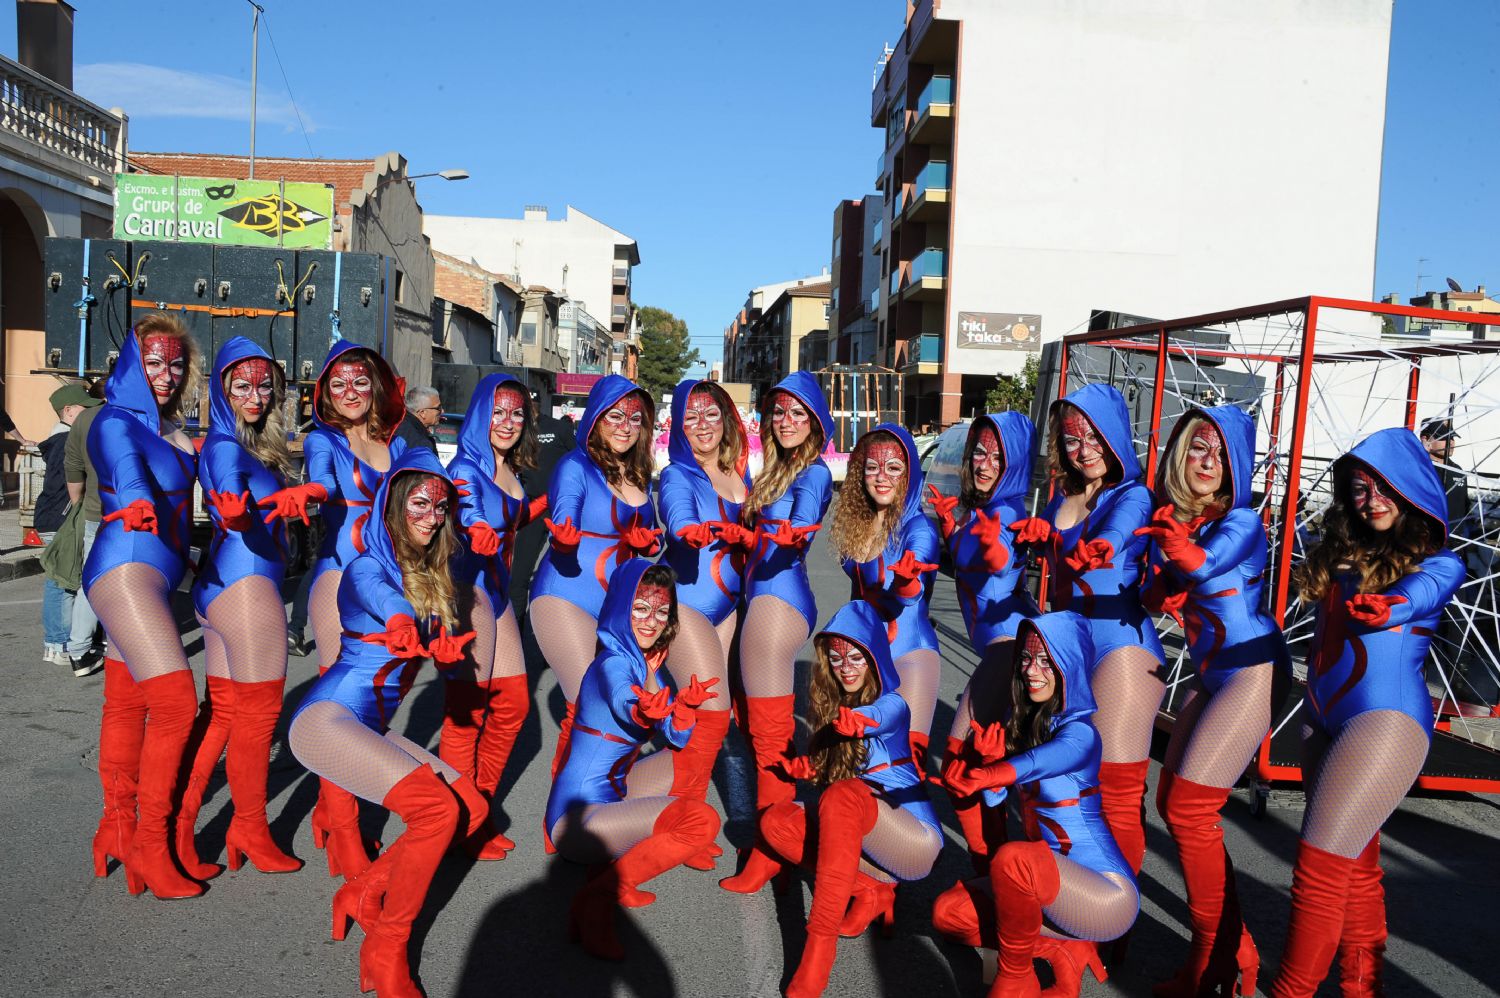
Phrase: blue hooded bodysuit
[
  {"left": 819, "top": 601, "right": 940, "bottom": 848},
  {"left": 995, "top": 612, "right": 1137, "bottom": 887},
  {"left": 1041, "top": 384, "right": 1164, "bottom": 664},
  {"left": 303, "top": 341, "right": 409, "bottom": 583},
  {"left": 191, "top": 337, "right": 289, "bottom": 616},
  {"left": 744, "top": 371, "right": 835, "bottom": 633},
  {"left": 83, "top": 331, "right": 198, "bottom": 592},
  {"left": 840, "top": 424, "right": 940, "bottom": 660},
  {"left": 658, "top": 379, "right": 752, "bottom": 626},
  {"left": 545, "top": 558, "right": 696, "bottom": 832},
  {"left": 293, "top": 448, "right": 456, "bottom": 733},
  {"left": 529, "top": 374, "right": 658, "bottom": 618},
  {"left": 1144, "top": 405, "right": 1290, "bottom": 691},
  {"left": 1305, "top": 428, "right": 1464, "bottom": 738},
  {"left": 950, "top": 412, "right": 1041, "bottom": 652},
  {"left": 447, "top": 372, "right": 533, "bottom": 609}
]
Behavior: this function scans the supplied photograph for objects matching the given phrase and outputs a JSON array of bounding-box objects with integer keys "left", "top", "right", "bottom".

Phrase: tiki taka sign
[
  {"left": 957, "top": 311, "right": 1041, "bottom": 351},
  {"left": 113, "top": 174, "right": 334, "bottom": 248}
]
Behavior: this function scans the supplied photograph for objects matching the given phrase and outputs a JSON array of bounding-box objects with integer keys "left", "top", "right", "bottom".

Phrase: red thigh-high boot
[
  {"left": 469, "top": 675, "right": 529, "bottom": 855},
  {"left": 745, "top": 695, "right": 798, "bottom": 813},
  {"left": 1035, "top": 935, "right": 1109, "bottom": 998},
  {"left": 1336, "top": 835, "right": 1385, "bottom": 998},
  {"left": 720, "top": 800, "right": 802, "bottom": 895},
  {"left": 543, "top": 700, "right": 577, "bottom": 854},
  {"left": 1155, "top": 771, "right": 1258, "bottom": 997},
  {"left": 988, "top": 839, "right": 1061, "bottom": 998},
  {"left": 671, "top": 708, "right": 731, "bottom": 870},
  {"left": 1270, "top": 841, "right": 1357, "bottom": 998},
  {"left": 224, "top": 679, "right": 301, "bottom": 873},
  {"left": 322, "top": 781, "right": 378, "bottom": 881},
  {"left": 570, "top": 798, "right": 721, "bottom": 961},
  {"left": 1097, "top": 760, "right": 1150, "bottom": 875},
  {"left": 932, "top": 877, "right": 993, "bottom": 948},
  {"left": 93, "top": 658, "right": 146, "bottom": 877},
  {"left": 122, "top": 670, "right": 204, "bottom": 899},
  {"left": 359, "top": 766, "right": 460, "bottom": 998},
  {"left": 785, "top": 780, "right": 880, "bottom": 998},
  {"left": 332, "top": 844, "right": 395, "bottom": 942},
  {"left": 943, "top": 736, "right": 1006, "bottom": 876},
  {"left": 438, "top": 678, "right": 486, "bottom": 783},
  {"left": 174, "top": 675, "right": 233, "bottom": 880},
  {"left": 840, "top": 874, "right": 897, "bottom": 939}
]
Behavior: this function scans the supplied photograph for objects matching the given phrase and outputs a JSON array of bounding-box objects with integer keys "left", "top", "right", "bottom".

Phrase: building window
[
  {"left": 833, "top": 235, "right": 842, "bottom": 260},
  {"left": 522, "top": 320, "right": 537, "bottom": 345},
  {"left": 393, "top": 269, "right": 406, "bottom": 304},
  {"left": 824, "top": 302, "right": 831, "bottom": 321}
]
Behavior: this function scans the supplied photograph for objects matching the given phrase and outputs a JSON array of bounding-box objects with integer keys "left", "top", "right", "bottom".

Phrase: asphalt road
[{"left": 1, "top": 535, "right": 1495, "bottom": 997}]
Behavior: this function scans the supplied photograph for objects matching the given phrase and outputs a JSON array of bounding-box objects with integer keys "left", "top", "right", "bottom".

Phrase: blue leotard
[
  {"left": 1040, "top": 384, "right": 1164, "bottom": 664},
  {"left": 1143, "top": 405, "right": 1290, "bottom": 691},
  {"left": 447, "top": 372, "right": 534, "bottom": 607},
  {"left": 949, "top": 412, "right": 1040, "bottom": 652},
  {"left": 293, "top": 448, "right": 456, "bottom": 732},
  {"left": 304, "top": 341, "right": 408, "bottom": 582},
  {"left": 83, "top": 332, "right": 198, "bottom": 592},
  {"left": 191, "top": 337, "right": 288, "bottom": 616},
  {"left": 529, "top": 375, "right": 657, "bottom": 618},
  {"left": 840, "top": 424, "right": 939, "bottom": 660},
  {"left": 1304, "top": 428, "right": 1464, "bottom": 739},
  {"left": 658, "top": 379, "right": 751, "bottom": 626},
  {"left": 744, "top": 371, "right": 834, "bottom": 633},
  {"left": 545, "top": 558, "right": 696, "bottom": 831}
]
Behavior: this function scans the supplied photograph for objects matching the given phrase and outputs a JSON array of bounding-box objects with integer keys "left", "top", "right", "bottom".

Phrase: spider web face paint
[{"left": 141, "top": 334, "right": 186, "bottom": 402}]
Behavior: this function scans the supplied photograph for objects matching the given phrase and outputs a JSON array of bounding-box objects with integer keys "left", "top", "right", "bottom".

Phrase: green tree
[
  {"left": 985, "top": 355, "right": 1041, "bottom": 414},
  {"left": 636, "top": 305, "right": 702, "bottom": 404}
]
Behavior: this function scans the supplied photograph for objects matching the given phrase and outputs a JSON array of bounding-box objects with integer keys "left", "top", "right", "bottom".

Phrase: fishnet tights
[
  {"left": 441, "top": 587, "right": 499, "bottom": 683},
  {"left": 1300, "top": 710, "right": 1428, "bottom": 859},
  {"left": 308, "top": 569, "right": 344, "bottom": 672},
  {"left": 860, "top": 798, "right": 943, "bottom": 882},
  {"left": 895, "top": 649, "right": 941, "bottom": 738},
  {"left": 739, "top": 595, "right": 810, "bottom": 698},
  {"left": 200, "top": 576, "right": 289, "bottom": 684},
  {"left": 289, "top": 699, "right": 460, "bottom": 805},
  {"left": 948, "top": 638, "right": 1015, "bottom": 742},
  {"left": 958, "top": 857, "right": 1139, "bottom": 943},
  {"left": 531, "top": 595, "right": 602, "bottom": 702},
  {"left": 549, "top": 795, "right": 676, "bottom": 865},
  {"left": 1162, "top": 664, "right": 1275, "bottom": 789},
  {"left": 1091, "top": 645, "right": 1168, "bottom": 763},
  {"left": 89, "top": 563, "right": 191, "bottom": 682}
]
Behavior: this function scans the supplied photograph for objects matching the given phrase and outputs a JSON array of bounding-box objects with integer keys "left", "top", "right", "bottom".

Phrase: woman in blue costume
[
  {"left": 441, "top": 373, "right": 546, "bottom": 859},
  {"left": 932, "top": 612, "right": 1135, "bottom": 998},
  {"left": 288, "top": 449, "right": 487, "bottom": 998},
  {"left": 85, "top": 314, "right": 205, "bottom": 900},
  {"left": 529, "top": 374, "right": 661, "bottom": 800},
  {"left": 1271, "top": 428, "right": 1462, "bottom": 998},
  {"left": 547, "top": 559, "right": 722, "bottom": 961},
  {"left": 1010, "top": 384, "right": 1164, "bottom": 879},
  {"left": 262, "top": 341, "right": 408, "bottom": 882},
  {"left": 928, "top": 412, "right": 1039, "bottom": 875},
  {"left": 1135, "top": 405, "right": 1290, "bottom": 997},
  {"left": 722, "top": 601, "right": 942, "bottom": 998},
  {"left": 734, "top": 371, "right": 834, "bottom": 820},
  {"left": 174, "top": 338, "right": 303, "bottom": 882}
]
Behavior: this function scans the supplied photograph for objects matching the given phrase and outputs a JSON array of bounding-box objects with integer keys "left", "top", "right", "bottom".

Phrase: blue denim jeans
[
  {"left": 67, "top": 519, "right": 100, "bottom": 658},
  {"left": 39, "top": 532, "right": 74, "bottom": 647}
]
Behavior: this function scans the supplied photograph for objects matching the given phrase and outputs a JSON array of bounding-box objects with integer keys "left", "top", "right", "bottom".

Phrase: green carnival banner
[{"left": 113, "top": 174, "right": 334, "bottom": 248}]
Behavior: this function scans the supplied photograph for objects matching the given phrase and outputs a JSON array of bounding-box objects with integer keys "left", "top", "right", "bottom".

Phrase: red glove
[
  {"left": 630, "top": 684, "right": 674, "bottom": 727},
  {"left": 467, "top": 521, "right": 501, "bottom": 557},
  {"left": 258, "top": 482, "right": 328, "bottom": 526},
  {"left": 621, "top": 522, "right": 662, "bottom": 556},
  {"left": 928, "top": 485, "right": 960, "bottom": 541},
  {"left": 762, "top": 521, "right": 820, "bottom": 549},
  {"left": 102, "top": 498, "right": 158, "bottom": 535},
  {"left": 1142, "top": 571, "right": 1189, "bottom": 628},
  {"left": 671, "top": 674, "right": 720, "bottom": 729},
  {"left": 1009, "top": 517, "right": 1055, "bottom": 547},
  {"left": 1064, "top": 537, "right": 1115, "bottom": 574},
  {"left": 833, "top": 706, "right": 878, "bottom": 739},
  {"left": 545, "top": 516, "right": 582, "bottom": 552},
  {"left": 974, "top": 510, "right": 1010, "bottom": 572},
  {"left": 889, "top": 549, "right": 938, "bottom": 599},
  {"left": 450, "top": 478, "right": 472, "bottom": 499},
  {"left": 208, "top": 490, "right": 255, "bottom": 532},
  {"left": 710, "top": 520, "right": 756, "bottom": 549},
  {"left": 1134, "top": 504, "right": 1206, "bottom": 572},
  {"left": 792, "top": 524, "right": 822, "bottom": 545},
  {"left": 1346, "top": 593, "right": 1407, "bottom": 628},
  {"left": 778, "top": 755, "right": 817, "bottom": 783},
  {"left": 360, "top": 613, "right": 424, "bottom": 659},
  {"left": 426, "top": 625, "right": 476, "bottom": 665},
  {"left": 934, "top": 751, "right": 971, "bottom": 791},
  {"left": 676, "top": 523, "right": 716, "bottom": 549},
  {"left": 945, "top": 760, "right": 1018, "bottom": 798},
  {"left": 969, "top": 719, "right": 1007, "bottom": 762},
  {"left": 523, "top": 494, "right": 549, "bottom": 525}
]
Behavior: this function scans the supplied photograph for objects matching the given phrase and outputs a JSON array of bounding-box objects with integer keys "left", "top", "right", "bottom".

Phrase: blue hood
[
  {"left": 206, "top": 337, "right": 281, "bottom": 443},
  {"left": 105, "top": 331, "right": 166, "bottom": 432},
  {"left": 1161, "top": 404, "right": 1256, "bottom": 510},
  {"left": 596, "top": 557, "right": 656, "bottom": 669},
  {"left": 1018, "top": 610, "right": 1096, "bottom": 724},
  {"left": 311, "top": 340, "right": 406, "bottom": 441},
  {"left": 870, "top": 422, "right": 925, "bottom": 526},
  {"left": 1336, "top": 427, "right": 1451, "bottom": 542},
  {"left": 969, "top": 411, "right": 1036, "bottom": 511},
  {"left": 668, "top": 378, "right": 750, "bottom": 480},
  {"left": 1050, "top": 383, "right": 1142, "bottom": 483},
  {"left": 454, "top": 372, "right": 526, "bottom": 479},
  {"left": 363, "top": 446, "right": 457, "bottom": 581},
  {"left": 763, "top": 371, "right": 834, "bottom": 447},
  {"left": 819, "top": 600, "right": 901, "bottom": 697},
  {"left": 576, "top": 374, "right": 652, "bottom": 454}
]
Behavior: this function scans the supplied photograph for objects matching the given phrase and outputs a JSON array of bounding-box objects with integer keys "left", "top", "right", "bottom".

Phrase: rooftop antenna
[
  {"left": 1415, "top": 257, "right": 1430, "bottom": 296},
  {"left": 245, "top": 0, "right": 264, "bottom": 178}
]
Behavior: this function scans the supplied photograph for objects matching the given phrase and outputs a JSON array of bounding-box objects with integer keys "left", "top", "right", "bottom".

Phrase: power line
[{"left": 260, "top": 9, "right": 315, "bottom": 158}]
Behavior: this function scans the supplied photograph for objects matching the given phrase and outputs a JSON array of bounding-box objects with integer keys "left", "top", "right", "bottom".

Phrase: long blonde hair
[
  {"left": 383, "top": 472, "right": 460, "bottom": 630},
  {"left": 133, "top": 312, "right": 203, "bottom": 424},
  {"left": 228, "top": 363, "right": 296, "bottom": 479},
  {"left": 742, "top": 412, "right": 824, "bottom": 525},
  {"left": 829, "top": 429, "right": 904, "bottom": 564},
  {"left": 1157, "top": 415, "right": 1231, "bottom": 523},
  {"left": 807, "top": 634, "right": 877, "bottom": 787}
]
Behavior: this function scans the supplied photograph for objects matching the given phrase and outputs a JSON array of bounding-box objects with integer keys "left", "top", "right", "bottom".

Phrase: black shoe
[
  {"left": 70, "top": 652, "right": 103, "bottom": 678},
  {"left": 287, "top": 632, "right": 312, "bottom": 657}
]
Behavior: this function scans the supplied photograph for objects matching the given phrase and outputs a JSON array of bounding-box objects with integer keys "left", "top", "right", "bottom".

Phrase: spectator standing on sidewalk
[
  {"left": 394, "top": 385, "right": 441, "bottom": 453},
  {"left": 63, "top": 380, "right": 107, "bottom": 672},
  {"left": 38, "top": 385, "right": 102, "bottom": 674}
]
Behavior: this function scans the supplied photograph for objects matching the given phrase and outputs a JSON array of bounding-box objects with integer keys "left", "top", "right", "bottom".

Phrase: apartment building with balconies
[
  {"left": 830, "top": 195, "right": 884, "bottom": 367},
  {"left": 870, "top": 0, "right": 1392, "bottom": 428},
  {"left": 722, "top": 273, "right": 831, "bottom": 399}
]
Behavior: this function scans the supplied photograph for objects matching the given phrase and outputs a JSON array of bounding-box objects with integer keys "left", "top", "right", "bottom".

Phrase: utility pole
[{"left": 248, "top": 1, "right": 264, "bottom": 178}]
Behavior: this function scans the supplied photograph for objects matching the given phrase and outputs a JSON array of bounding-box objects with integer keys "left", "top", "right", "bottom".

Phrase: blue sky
[{"left": 8, "top": 1, "right": 1497, "bottom": 366}]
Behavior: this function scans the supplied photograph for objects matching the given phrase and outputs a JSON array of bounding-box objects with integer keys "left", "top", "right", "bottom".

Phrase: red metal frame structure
[{"left": 1056, "top": 295, "right": 1500, "bottom": 795}]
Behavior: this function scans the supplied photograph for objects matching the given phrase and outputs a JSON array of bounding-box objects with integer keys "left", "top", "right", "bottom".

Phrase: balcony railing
[
  {"left": 911, "top": 334, "right": 942, "bottom": 363},
  {"left": 611, "top": 304, "right": 629, "bottom": 318},
  {"left": 872, "top": 218, "right": 883, "bottom": 248},
  {"left": 875, "top": 149, "right": 886, "bottom": 180},
  {"left": 0, "top": 53, "right": 124, "bottom": 176},
  {"left": 889, "top": 268, "right": 902, "bottom": 297},
  {"left": 914, "top": 160, "right": 949, "bottom": 195},
  {"left": 916, "top": 75, "right": 953, "bottom": 115},
  {"left": 910, "top": 248, "right": 946, "bottom": 281},
  {"left": 612, "top": 266, "right": 629, "bottom": 285},
  {"left": 868, "top": 289, "right": 879, "bottom": 315}
]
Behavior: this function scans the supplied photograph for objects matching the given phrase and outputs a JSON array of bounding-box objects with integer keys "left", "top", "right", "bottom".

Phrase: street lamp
[{"left": 369, "top": 169, "right": 471, "bottom": 193}]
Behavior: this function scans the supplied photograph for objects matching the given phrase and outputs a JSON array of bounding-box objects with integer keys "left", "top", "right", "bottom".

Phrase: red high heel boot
[
  {"left": 987, "top": 839, "right": 1061, "bottom": 998},
  {"left": 670, "top": 706, "right": 731, "bottom": 802},
  {"left": 122, "top": 670, "right": 204, "bottom": 900},
  {"left": 744, "top": 694, "right": 798, "bottom": 812},
  {"left": 359, "top": 766, "right": 460, "bottom": 998},
  {"left": 1097, "top": 759, "right": 1150, "bottom": 875},
  {"left": 1336, "top": 835, "right": 1385, "bottom": 998},
  {"left": 323, "top": 781, "right": 378, "bottom": 881},
  {"left": 223, "top": 679, "right": 301, "bottom": 873},
  {"left": 720, "top": 801, "right": 802, "bottom": 895},
  {"left": 332, "top": 846, "right": 395, "bottom": 942},
  {"left": 785, "top": 779, "right": 879, "bottom": 998},
  {"left": 932, "top": 877, "right": 993, "bottom": 948},
  {"left": 839, "top": 874, "right": 896, "bottom": 938},
  {"left": 944, "top": 736, "right": 1007, "bottom": 875},
  {"left": 1036, "top": 936, "right": 1109, "bottom": 998},
  {"left": 93, "top": 658, "right": 146, "bottom": 877},
  {"left": 543, "top": 700, "right": 576, "bottom": 854},
  {"left": 174, "top": 675, "right": 233, "bottom": 880},
  {"left": 470, "top": 674, "right": 529, "bottom": 854},
  {"left": 1270, "top": 840, "right": 1357, "bottom": 998}
]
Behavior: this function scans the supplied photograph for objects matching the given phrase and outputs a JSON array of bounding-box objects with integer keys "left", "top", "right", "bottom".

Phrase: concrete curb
[{"left": 0, "top": 553, "right": 43, "bottom": 582}]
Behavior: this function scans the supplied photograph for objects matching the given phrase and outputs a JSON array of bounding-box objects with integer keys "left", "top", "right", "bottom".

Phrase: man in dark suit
[{"left": 509, "top": 390, "right": 577, "bottom": 624}]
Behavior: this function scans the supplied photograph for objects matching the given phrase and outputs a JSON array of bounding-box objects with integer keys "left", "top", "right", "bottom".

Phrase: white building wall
[{"left": 936, "top": 0, "right": 1392, "bottom": 376}]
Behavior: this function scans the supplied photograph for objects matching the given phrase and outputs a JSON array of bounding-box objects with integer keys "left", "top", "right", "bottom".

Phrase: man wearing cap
[
  {"left": 63, "top": 381, "right": 108, "bottom": 674},
  {"left": 38, "top": 385, "right": 103, "bottom": 675},
  {"left": 1420, "top": 417, "right": 1470, "bottom": 530}
]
